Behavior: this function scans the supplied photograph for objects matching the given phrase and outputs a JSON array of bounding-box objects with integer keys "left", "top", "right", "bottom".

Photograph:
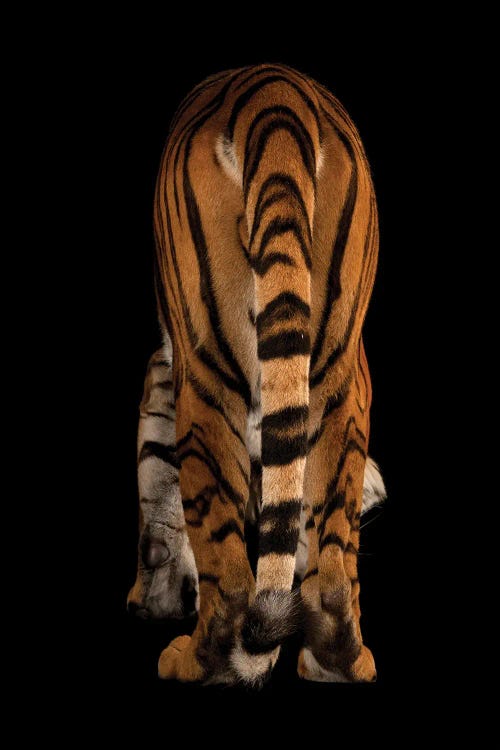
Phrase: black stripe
[
  {"left": 178, "top": 446, "right": 245, "bottom": 518},
  {"left": 261, "top": 431, "right": 307, "bottom": 466},
  {"left": 259, "top": 527, "right": 299, "bottom": 556},
  {"left": 250, "top": 173, "right": 312, "bottom": 246},
  {"left": 345, "top": 541, "right": 358, "bottom": 555},
  {"left": 308, "top": 423, "right": 326, "bottom": 448},
  {"left": 169, "top": 69, "right": 235, "bottom": 134},
  {"left": 302, "top": 567, "right": 318, "bottom": 581},
  {"left": 251, "top": 252, "right": 296, "bottom": 275},
  {"left": 183, "top": 135, "right": 251, "bottom": 406},
  {"left": 244, "top": 106, "right": 315, "bottom": 178},
  {"left": 234, "top": 64, "right": 303, "bottom": 92},
  {"left": 210, "top": 520, "right": 245, "bottom": 543},
  {"left": 261, "top": 405, "right": 308, "bottom": 432},
  {"left": 258, "top": 330, "right": 311, "bottom": 360},
  {"left": 319, "top": 533, "right": 345, "bottom": 553},
  {"left": 250, "top": 457, "right": 262, "bottom": 472},
  {"left": 310, "top": 154, "right": 358, "bottom": 371},
  {"left": 147, "top": 359, "right": 170, "bottom": 370},
  {"left": 257, "top": 216, "right": 311, "bottom": 270},
  {"left": 182, "top": 485, "right": 217, "bottom": 514},
  {"left": 310, "top": 134, "right": 375, "bottom": 390},
  {"left": 152, "top": 380, "right": 173, "bottom": 392},
  {"left": 142, "top": 411, "right": 174, "bottom": 421},
  {"left": 156, "top": 73, "right": 252, "bottom": 406},
  {"left": 244, "top": 118, "right": 315, "bottom": 201},
  {"left": 305, "top": 517, "right": 315, "bottom": 530},
  {"left": 317, "top": 490, "right": 346, "bottom": 541},
  {"left": 188, "top": 373, "right": 246, "bottom": 448},
  {"left": 257, "top": 293, "right": 310, "bottom": 336},
  {"left": 250, "top": 189, "right": 288, "bottom": 243},
  {"left": 198, "top": 573, "right": 220, "bottom": 585},
  {"left": 176, "top": 430, "right": 193, "bottom": 451},
  {"left": 322, "top": 374, "right": 353, "bottom": 417},
  {"left": 138, "top": 441, "right": 179, "bottom": 469},
  {"left": 310, "top": 242, "right": 373, "bottom": 388},
  {"left": 259, "top": 500, "right": 302, "bottom": 526},
  {"left": 228, "top": 75, "right": 321, "bottom": 141}
]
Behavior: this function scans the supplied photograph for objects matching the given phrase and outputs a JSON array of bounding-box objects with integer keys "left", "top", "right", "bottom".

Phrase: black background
[{"left": 61, "top": 30, "right": 436, "bottom": 709}]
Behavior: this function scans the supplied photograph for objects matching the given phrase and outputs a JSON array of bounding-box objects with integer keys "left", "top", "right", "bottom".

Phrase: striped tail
[{"left": 225, "top": 81, "right": 321, "bottom": 684}]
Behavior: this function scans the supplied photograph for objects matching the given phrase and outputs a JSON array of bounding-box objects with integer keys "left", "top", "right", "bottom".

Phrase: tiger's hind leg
[
  {"left": 158, "top": 379, "right": 254, "bottom": 683},
  {"left": 127, "top": 344, "right": 198, "bottom": 620},
  {"left": 298, "top": 374, "right": 376, "bottom": 683}
]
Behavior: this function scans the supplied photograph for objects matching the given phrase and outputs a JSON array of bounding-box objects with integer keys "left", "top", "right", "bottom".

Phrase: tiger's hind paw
[
  {"left": 297, "top": 645, "right": 376, "bottom": 683},
  {"left": 158, "top": 635, "right": 204, "bottom": 682}
]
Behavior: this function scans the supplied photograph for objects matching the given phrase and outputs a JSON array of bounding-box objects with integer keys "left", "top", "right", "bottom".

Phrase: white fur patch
[
  {"left": 230, "top": 643, "right": 279, "bottom": 685},
  {"left": 215, "top": 134, "right": 242, "bottom": 186},
  {"left": 361, "top": 457, "right": 387, "bottom": 514},
  {"left": 162, "top": 332, "right": 173, "bottom": 364},
  {"left": 316, "top": 146, "right": 325, "bottom": 176},
  {"left": 300, "top": 647, "right": 349, "bottom": 683},
  {"left": 246, "top": 403, "right": 262, "bottom": 459}
]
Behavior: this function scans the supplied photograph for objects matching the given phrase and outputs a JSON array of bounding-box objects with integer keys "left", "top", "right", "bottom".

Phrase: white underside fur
[{"left": 361, "top": 456, "right": 387, "bottom": 514}]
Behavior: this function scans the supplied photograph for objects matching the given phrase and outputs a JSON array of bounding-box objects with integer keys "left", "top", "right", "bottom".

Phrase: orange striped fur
[{"left": 131, "top": 64, "right": 383, "bottom": 685}]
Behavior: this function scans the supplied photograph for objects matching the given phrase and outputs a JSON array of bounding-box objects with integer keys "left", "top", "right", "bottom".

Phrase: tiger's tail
[{"left": 223, "top": 80, "right": 321, "bottom": 685}]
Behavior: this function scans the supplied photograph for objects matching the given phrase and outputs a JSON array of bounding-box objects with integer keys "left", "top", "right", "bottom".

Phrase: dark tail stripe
[
  {"left": 244, "top": 105, "right": 315, "bottom": 173},
  {"left": 250, "top": 173, "right": 312, "bottom": 246},
  {"left": 256, "top": 293, "right": 310, "bottom": 336},
  {"left": 261, "top": 405, "right": 309, "bottom": 432},
  {"left": 258, "top": 330, "right": 311, "bottom": 361},
  {"left": 228, "top": 75, "right": 321, "bottom": 141},
  {"left": 244, "top": 118, "right": 316, "bottom": 200},
  {"left": 259, "top": 499, "right": 303, "bottom": 525},
  {"left": 257, "top": 217, "right": 311, "bottom": 270},
  {"left": 251, "top": 252, "right": 296, "bottom": 276},
  {"left": 261, "top": 431, "right": 308, "bottom": 466},
  {"left": 259, "top": 527, "right": 300, "bottom": 556}
]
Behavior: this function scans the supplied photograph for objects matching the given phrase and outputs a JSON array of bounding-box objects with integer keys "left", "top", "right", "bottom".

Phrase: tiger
[{"left": 127, "top": 63, "right": 386, "bottom": 685}]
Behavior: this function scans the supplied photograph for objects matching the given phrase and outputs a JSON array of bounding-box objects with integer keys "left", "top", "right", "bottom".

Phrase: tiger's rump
[{"left": 151, "top": 64, "right": 381, "bottom": 685}]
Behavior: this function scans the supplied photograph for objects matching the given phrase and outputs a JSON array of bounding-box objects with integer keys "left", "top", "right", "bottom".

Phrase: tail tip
[{"left": 230, "top": 589, "right": 301, "bottom": 686}]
